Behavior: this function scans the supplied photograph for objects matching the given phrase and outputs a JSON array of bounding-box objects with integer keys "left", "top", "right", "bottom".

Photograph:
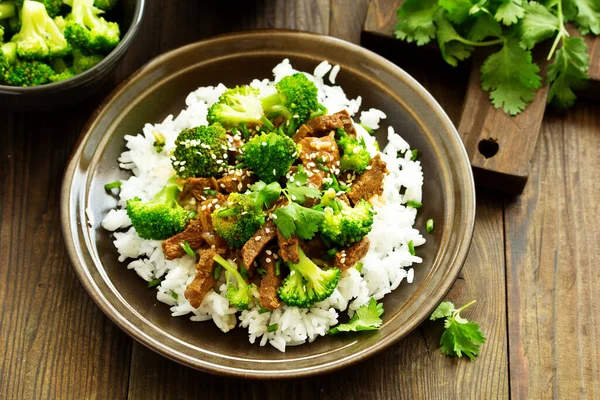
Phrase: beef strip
[
  {"left": 258, "top": 254, "right": 282, "bottom": 310},
  {"left": 179, "top": 177, "right": 219, "bottom": 203},
  {"left": 162, "top": 218, "right": 205, "bottom": 260},
  {"left": 277, "top": 230, "right": 300, "bottom": 263},
  {"left": 197, "top": 197, "right": 228, "bottom": 251},
  {"left": 347, "top": 154, "right": 389, "bottom": 205},
  {"left": 241, "top": 220, "right": 278, "bottom": 270},
  {"left": 334, "top": 109, "right": 357, "bottom": 138},
  {"left": 298, "top": 133, "right": 340, "bottom": 190},
  {"left": 334, "top": 237, "right": 370, "bottom": 270},
  {"left": 216, "top": 168, "right": 256, "bottom": 193},
  {"left": 292, "top": 113, "right": 345, "bottom": 142},
  {"left": 184, "top": 248, "right": 218, "bottom": 308},
  {"left": 300, "top": 236, "right": 329, "bottom": 260}
]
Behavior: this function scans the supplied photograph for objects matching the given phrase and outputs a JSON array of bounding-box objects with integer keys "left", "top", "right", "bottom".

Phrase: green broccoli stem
[
  {"left": 260, "top": 92, "right": 282, "bottom": 111},
  {"left": 213, "top": 254, "right": 246, "bottom": 287},
  {"left": 1, "top": 42, "right": 17, "bottom": 64},
  {"left": 0, "top": 2, "right": 16, "bottom": 19},
  {"left": 289, "top": 247, "right": 320, "bottom": 278},
  {"left": 151, "top": 180, "right": 180, "bottom": 207}
]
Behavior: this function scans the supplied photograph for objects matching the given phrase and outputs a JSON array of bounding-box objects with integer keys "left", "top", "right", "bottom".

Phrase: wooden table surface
[{"left": 1, "top": 1, "right": 598, "bottom": 399}]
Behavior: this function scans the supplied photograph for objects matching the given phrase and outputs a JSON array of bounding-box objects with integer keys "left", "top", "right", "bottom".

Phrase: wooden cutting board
[{"left": 363, "top": 0, "right": 600, "bottom": 195}]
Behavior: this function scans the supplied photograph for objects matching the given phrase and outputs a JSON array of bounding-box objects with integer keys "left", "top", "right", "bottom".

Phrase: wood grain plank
[
  {"left": 0, "top": 108, "right": 133, "bottom": 400},
  {"left": 505, "top": 103, "right": 600, "bottom": 399},
  {"left": 320, "top": 193, "right": 509, "bottom": 400},
  {"left": 330, "top": 0, "right": 370, "bottom": 44}
]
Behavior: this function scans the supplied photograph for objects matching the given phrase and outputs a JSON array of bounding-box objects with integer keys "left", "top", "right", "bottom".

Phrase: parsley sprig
[
  {"left": 395, "top": 0, "right": 599, "bottom": 114},
  {"left": 328, "top": 298, "right": 384, "bottom": 335},
  {"left": 430, "top": 300, "right": 486, "bottom": 360}
]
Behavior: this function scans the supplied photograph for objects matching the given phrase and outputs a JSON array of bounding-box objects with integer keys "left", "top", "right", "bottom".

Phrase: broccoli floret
[
  {"left": 0, "top": 1, "right": 16, "bottom": 20},
  {"left": 213, "top": 254, "right": 252, "bottom": 310},
  {"left": 319, "top": 188, "right": 374, "bottom": 247},
  {"left": 278, "top": 247, "right": 340, "bottom": 307},
  {"left": 207, "top": 85, "right": 264, "bottom": 129},
  {"left": 125, "top": 177, "right": 195, "bottom": 240},
  {"left": 53, "top": 14, "right": 66, "bottom": 31},
  {"left": 15, "top": 0, "right": 63, "bottom": 17},
  {"left": 72, "top": 48, "right": 101, "bottom": 72},
  {"left": 211, "top": 192, "right": 265, "bottom": 248},
  {"left": 336, "top": 128, "right": 371, "bottom": 174},
  {"left": 261, "top": 73, "right": 318, "bottom": 123},
  {"left": 92, "top": 0, "right": 116, "bottom": 11},
  {"left": 11, "top": 1, "right": 69, "bottom": 60},
  {"left": 64, "top": 0, "right": 119, "bottom": 54},
  {"left": 0, "top": 45, "right": 54, "bottom": 86},
  {"left": 49, "top": 67, "right": 73, "bottom": 82},
  {"left": 172, "top": 123, "right": 229, "bottom": 178},
  {"left": 240, "top": 131, "right": 298, "bottom": 183}
]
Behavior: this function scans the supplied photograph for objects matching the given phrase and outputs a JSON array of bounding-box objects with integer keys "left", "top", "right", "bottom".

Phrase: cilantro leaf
[
  {"left": 286, "top": 185, "right": 322, "bottom": 204},
  {"left": 547, "top": 36, "right": 590, "bottom": 108},
  {"left": 440, "top": 319, "right": 486, "bottom": 360},
  {"left": 494, "top": 0, "right": 525, "bottom": 25},
  {"left": 273, "top": 202, "right": 324, "bottom": 240},
  {"left": 430, "top": 301, "right": 455, "bottom": 320},
  {"left": 327, "top": 298, "right": 384, "bottom": 335},
  {"left": 394, "top": 0, "right": 440, "bottom": 46},
  {"left": 436, "top": 12, "right": 475, "bottom": 66},
  {"left": 519, "top": 1, "right": 559, "bottom": 49},
  {"left": 467, "top": 12, "right": 503, "bottom": 41},
  {"left": 250, "top": 181, "right": 282, "bottom": 208},
  {"left": 568, "top": 0, "right": 600, "bottom": 35},
  {"left": 430, "top": 300, "right": 486, "bottom": 360},
  {"left": 439, "top": 0, "right": 477, "bottom": 24},
  {"left": 480, "top": 38, "right": 542, "bottom": 115}
]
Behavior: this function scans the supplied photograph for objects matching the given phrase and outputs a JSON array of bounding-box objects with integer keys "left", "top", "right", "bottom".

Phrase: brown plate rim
[{"left": 61, "top": 30, "right": 476, "bottom": 379}]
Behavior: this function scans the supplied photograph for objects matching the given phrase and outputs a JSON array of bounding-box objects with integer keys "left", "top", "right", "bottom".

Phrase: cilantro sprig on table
[
  {"left": 430, "top": 300, "right": 486, "bottom": 360},
  {"left": 395, "top": 0, "right": 599, "bottom": 114},
  {"left": 250, "top": 166, "right": 324, "bottom": 240}
]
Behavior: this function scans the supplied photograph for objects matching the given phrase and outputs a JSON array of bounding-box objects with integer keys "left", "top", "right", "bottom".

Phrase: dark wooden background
[{"left": 1, "top": 1, "right": 598, "bottom": 399}]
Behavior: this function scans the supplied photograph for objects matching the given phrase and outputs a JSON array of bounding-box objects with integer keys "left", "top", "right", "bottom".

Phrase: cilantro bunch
[
  {"left": 430, "top": 300, "right": 486, "bottom": 360},
  {"left": 395, "top": 0, "right": 600, "bottom": 114}
]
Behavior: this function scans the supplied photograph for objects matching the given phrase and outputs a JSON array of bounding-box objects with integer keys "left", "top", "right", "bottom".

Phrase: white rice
[{"left": 102, "top": 59, "right": 425, "bottom": 352}]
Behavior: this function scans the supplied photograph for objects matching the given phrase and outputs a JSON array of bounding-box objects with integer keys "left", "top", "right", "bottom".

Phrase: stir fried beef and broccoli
[{"left": 123, "top": 73, "right": 388, "bottom": 313}]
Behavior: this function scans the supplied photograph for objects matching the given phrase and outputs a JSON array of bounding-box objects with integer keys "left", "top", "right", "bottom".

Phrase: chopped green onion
[
  {"left": 170, "top": 290, "right": 179, "bottom": 300},
  {"left": 104, "top": 180, "right": 122, "bottom": 190},
  {"left": 240, "top": 265, "right": 248, "bottom": 280},
  {"left": 261, "top": 116, "right": 275, "bottom": 131},
  {"left": 275, "top": 260, "right": 280, "bottom": 276},
  {"left": 231, "top": 126, "right": 239, "bottom": 135},
  {"left": 323, "top": 247, "right": 338, "bottom": 261},
  {"left": 360, "top": 124, "right": 374, "bottom": 134},
  {"left": 147, "top": 277, "right": 163, "bottom": 289},
  {"left": 187, "top": 210, "right": 198, "bottom": 220},
  {"left": 355, "top": 262, "right": 364, "bottom": 273},
  {"left": 317, "top": 164, "right": 330, "bottom": 172},
  {"left": 239, "top": 122, "right": 250, "bottom": 140},
  {"left": 411, "top": 149, "right": 420, "bottom": 161},
  {"left": 204, "top": 189, "right": 218, "bottom": 196},
  {"left": 180, "top": 241, "right": 196, "bottom": 258},
  {"left": 213, "top": 264, "right": 222, "bottom": 280},
  {"left": 258, "top": 307, "right": 270, "bottom": 314},
  {"left": 406, "top": 200, "right": 422, "bottom": 209},
  {"left": 217, "top": 206, "right": 239, "bottom": 218},
  {"left": 257, "top": 267, "right": 267, "bottom": 276},
  {"left": 408, "top": 240, "right": 415, "bottom": 256},
  {"left": 152, "top": 131, "right": 166, "bottom": 153},
  {"left": 267, "top": 323, "right": 279, "bottom": 333},
  {"left": 426, "top": 219, "right": 434, "bottom": 233}
]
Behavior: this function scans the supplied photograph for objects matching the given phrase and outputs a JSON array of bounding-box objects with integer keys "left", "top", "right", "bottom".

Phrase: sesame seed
[
  {"left": 265, "top": 228, "right": 271, "bottom": 234},
  {"left": 179, "top": 166, "right": 185, "bottom": 172},
  {"left": 237, "top": 183, "right": 243, "bottom": 191},
  {"left": 340, "top": 257, "right": 346, "bottom": 264},
  {"left": 273, "top": 169, "right": 277, "bottom": 175},
  {"left": 215, "top": 204, "right": 221, "bottom": 209},
  {"left": 211, "top": 154, "right": 217, "bottom": 159},
  {"left": 291, "top": 195, "right": 297, "bottom": 201},
  {"left": 273, "top": 254, "right": 279, "bottom": 259},
  {"left": 241, "top": 211, "right": 248, "bottom": 215},
  {"left": 200, "top": 195, "right": 207, "bottom": 201},
  {"left": 255, "top": 236, "right": 262, "bottom": 241},
  {"left": 266, "top": 258, "right": 271, "bottom": 263},
  {"left": 180, "top": 161, "right": 186, "bottom": 165},
  {"left": 365, "top": 166, "right": 372, "bottom": 170},
  {"left": 201, "top": 205, "right": 207, "bottom": 211},
  {"left": 272, "top": 214, "right": 278, "bottom": 219},
  {"left": 211, "top": 245, "right": 216, "bottom": 248},
  {"left": 220, "top": 184, "right": 226, "bottom": 188},
  {"left": 266, "top": 250, "right": 272, "bottom": 255},
  {"left": 262, "top": 142, "right": 267, "bottom": 146},
  {"left": 212, "top": 199, "right": 218, "bottom": 204}
]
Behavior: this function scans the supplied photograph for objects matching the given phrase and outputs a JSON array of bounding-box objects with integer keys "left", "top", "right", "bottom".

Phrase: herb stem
[
  {"left": 456, "top": 299, "right": 477, "bottom": 314},
  {"left": 548, "top": 0, "right": 565, "bottom": 60},
  {"left": 457, "top": 37, "right": 504, "bottom": 47}
]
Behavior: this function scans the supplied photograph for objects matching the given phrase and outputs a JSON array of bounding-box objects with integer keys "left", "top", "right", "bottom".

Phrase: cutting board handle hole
[{"left": 478, "top": 138, "right": 499, "bottom": 159}]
